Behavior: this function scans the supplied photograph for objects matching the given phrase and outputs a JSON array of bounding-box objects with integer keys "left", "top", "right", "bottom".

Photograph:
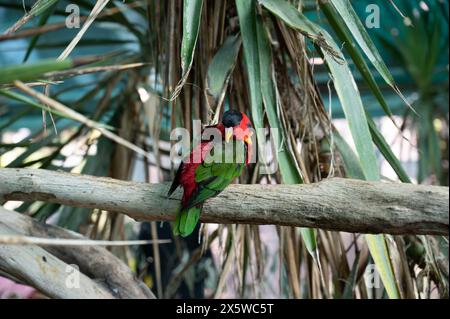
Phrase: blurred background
[{"left": 0, "top": 0, "right": 448, "bottom": 299}]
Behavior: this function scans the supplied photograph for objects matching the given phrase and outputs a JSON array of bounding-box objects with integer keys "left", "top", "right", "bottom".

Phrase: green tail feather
[{"left": 173, "top": 205, "right": 202, "bottom": 237}]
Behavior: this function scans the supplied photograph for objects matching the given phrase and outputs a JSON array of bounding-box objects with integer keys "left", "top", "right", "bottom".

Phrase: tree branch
[
  {"left": 0, "top": 168, "right": 448, "bottom": 235},
  {"left": 0, "top": 207, "right": 155, "bottom": 299},
  {"left": 0, "top": 212, "right": 114, "bottom": 298}
]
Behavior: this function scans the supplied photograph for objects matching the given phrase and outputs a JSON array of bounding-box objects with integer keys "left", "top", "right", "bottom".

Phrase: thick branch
[
  {"left": 0, "top": 207, "right": 155, "bottom": 299},
  {"left": 0, "top": 213, "right": 114, "bottom": 299},
  {"left": 0, "top": 168, "right": 448, "bottom": 235}
]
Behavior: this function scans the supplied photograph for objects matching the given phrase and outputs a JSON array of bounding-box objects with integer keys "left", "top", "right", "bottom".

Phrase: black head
[{"left": 222, "top": 110, "right": 243, "bottom": 128}]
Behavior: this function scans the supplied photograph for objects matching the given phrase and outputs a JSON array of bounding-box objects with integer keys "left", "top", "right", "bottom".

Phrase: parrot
[{"left": 168, "top": 110, "right": 254, "bottom": 237}]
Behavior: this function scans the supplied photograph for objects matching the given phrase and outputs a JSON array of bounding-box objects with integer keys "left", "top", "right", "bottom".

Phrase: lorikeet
[{"left": 168, "top": 110, "right": 254, "bottom": 237}]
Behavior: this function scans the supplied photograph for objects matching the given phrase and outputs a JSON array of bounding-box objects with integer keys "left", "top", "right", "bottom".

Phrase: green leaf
[
  {"left": 342, "top": 250, "right": 362, "bottom": 299},
  {"left": 236, "top": 0, "right": 317, "bottom": 257},
  {"left": 181, "top": 0, "right": 203, "bottom": 76},
  {"left": 327, "top": 49, "right": 401, "bottom": 295},
  {"left": 366, "top": 114, "right": 412, "bottom": 183},
  {"left": 366, "top": 234, "right": 399, "bottom": 298},
  {"left": 328, "top": 0, "right": 396, "bottom": 87},
  {"left": 320, "top": 2, "right": 395, "bottom": 118},
  {"left": 238, "top": 0, "right": 315, "bottom": 257},
  {"left": 0, "top": 89, "right": 74, "bottom": 120},
  {"left": 333, "top": 132, "right": 365, "bottom": 180},
  {"left": 259, "top": 0, "right": 339, "bottom": 58},
  {"left": 261, "top": 0, "right": 401, "bottom": 299},
  {"left": 256, "top": 14, "right": 303, "bottom": 185},
  {"left": 0, "top": 59, "right": 73, "bottom": 85},
  {"left": 24, "top": 3, "right": 56, "bottom": 62},
  {"left": 206, "top": 35, "right": 242, "bottom": 109},
  {"left": 300, "top": 228, "right": 318, "bottom": 256},
  {"left": 235, "top": 0, "right": 264, "bottom": 149},
  {"left": 263, "top": 0, "right": 378, "bottom": 179},
  {"left": 257, "top": 13, "right": 315, "bottom": 255},
  {"left": 321, "top": 1, "right": 411, "bottom": 184},
  {"left": 323, "top": 50, "right": 379, "bottom": 180},
  {"left": 29, "top": 0, "right": 59, "bottom": 17},
  {"left": 170, "top": 0, "right": 203, "bottom": 99},
  {"left": 0, "top": 89, "right": 115, "bottom": 131}
]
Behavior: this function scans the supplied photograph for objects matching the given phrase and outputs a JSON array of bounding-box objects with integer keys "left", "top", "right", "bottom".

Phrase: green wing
[
  {"left": 186, "top": 140, "right": 246, "bottom": 208},
  {"left": 173, "top": 141, "right": 246, "bottom": 237},
  {"left": 186, "top": 161, "right": 244, "bottom": 208}
]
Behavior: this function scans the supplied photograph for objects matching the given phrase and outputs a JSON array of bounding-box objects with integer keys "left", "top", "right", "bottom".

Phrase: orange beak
[{"left": 244, "top": 131, "right": 253, "bottom": 145}]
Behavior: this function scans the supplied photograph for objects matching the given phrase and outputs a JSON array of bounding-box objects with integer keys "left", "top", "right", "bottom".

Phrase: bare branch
[
  {"left": 0, "top": 168, "right": 448, "bottom": 235},
  {"left": 0, "top": 207, "right": 156, "bottom": 299},
  {"left": 45, "top": 63, "right": 146, "bottom": 80},
  {"left": 0, "top": 213, "right": 115, "bottom": 299},
  {"left": 0, "top": 235, "right": 171, "bottom": 246}
]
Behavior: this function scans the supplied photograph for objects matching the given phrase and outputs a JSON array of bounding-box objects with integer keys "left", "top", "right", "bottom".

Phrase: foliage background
[{"left": 0, "top": 0, "right": 448, "bottom": 299}]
